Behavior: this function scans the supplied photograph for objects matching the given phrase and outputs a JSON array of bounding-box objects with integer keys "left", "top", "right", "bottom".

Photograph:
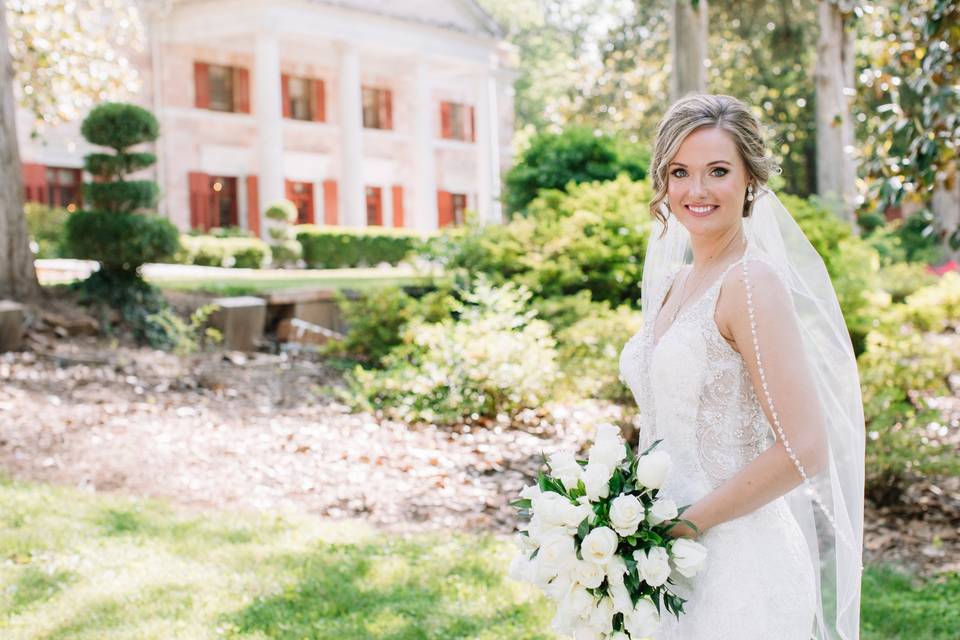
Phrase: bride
[{"left": 618, "top": 94, "right": 865, "bottom": 639}]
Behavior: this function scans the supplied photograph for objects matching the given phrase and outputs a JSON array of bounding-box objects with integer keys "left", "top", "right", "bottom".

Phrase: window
[
  {"left": 365, "top": 186, "right": 383, "bottom": 225},
  {"left": 362, "top": 87, "right": 393, "bottom": 129},
  {"left": 440, "top": 102, "right": 475, "bottom": 141},
  {"left": 451, "top": 193, "right": 467, "bottom": 225},
  {"left": 195, "top": 62, "right": 250, "bottom": 113},
  {"left": 285, "top": 180, "right": 315, "bottom": 224},
  {"left": 210, "top": 176, "right": 238, "bottom": 228},
  {"left": 282, "top": 75, "right": 325, "bottom": 122},
  {"left": 45, "top": 166, "right": 83, "bottom": 210}
]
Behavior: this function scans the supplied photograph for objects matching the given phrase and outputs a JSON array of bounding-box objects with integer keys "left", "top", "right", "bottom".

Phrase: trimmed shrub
[
  {"left": 176, "top": 235, "right": 270, "bottom": 269},
  {"left": 65, "top": 210, "right": 179, "bottom": 272},
  {"left": 296, "top": 224, "right": 432, "bottom": 268},
  {"left": 265, "top": 199, "right": 302, "bottom": 267},
  {"left": 80, "top": 102, "right": 159, "bottom": 150},
  {"left": 82, "top": 181, "right": 159, "bottom": 212}
]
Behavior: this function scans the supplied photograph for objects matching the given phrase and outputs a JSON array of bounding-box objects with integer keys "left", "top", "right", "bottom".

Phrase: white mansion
[{"left": 17, "top": 0, "right": 516, "bottom": 237}]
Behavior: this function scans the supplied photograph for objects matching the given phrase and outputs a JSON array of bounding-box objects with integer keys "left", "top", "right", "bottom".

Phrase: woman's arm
[{"left": 667, "top": 258, "right": 829, "bottom": 539}]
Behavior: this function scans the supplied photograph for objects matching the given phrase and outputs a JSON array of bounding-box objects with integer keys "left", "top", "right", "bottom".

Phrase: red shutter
[
  {"left": 189, "top": 171, "right": 212, "bottom": 230},
  {"left": 322, "top": 179, "right": 338, "bottom": 225},
  {"left": 194, "top": 62, "right": 210, "bottom": 109},
  {"left": 391, "top": 185, "right": 404, "bottom": 228},
  {"left": 312, "top": 79, "right": 326, "bottom": 122},
  {"left": 437, "top": 190, "right": 453, "bottom": 228},
  {"left": 440, "top": 102, "right": 452, "bottom": 139},
  {"left": 234, "top": 67, "right": 251, "bottom": 113},
  {"left": 246, "top": 175, "right": 260, "bottom": 238},
  {"left": 22, "top": 163, "right": 48, "bottom": 204},
  {"left": 281, "top": 74, "right": 291, "bottom": 118},
  {"left": 469, "top": 106, "right": 476, "bottom": 142},
  {"left": 380, "top": 89, "right": 393, "bottom": 130}
]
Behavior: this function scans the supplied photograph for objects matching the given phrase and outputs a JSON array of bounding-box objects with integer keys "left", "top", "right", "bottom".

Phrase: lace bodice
[{"left": 618, "top": 250, "right": 778, "bottom": 505}]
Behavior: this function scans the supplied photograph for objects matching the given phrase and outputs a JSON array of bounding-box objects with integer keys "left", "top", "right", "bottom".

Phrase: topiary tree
[
  {"left": 264, "top": 199, "right": 302, "bottom": 268},
  {"left": 64, "top": 102, "right": 181, "bottom": 345},
  {"left": 65, "top": 102, "right": 179, "bottom": 277}
]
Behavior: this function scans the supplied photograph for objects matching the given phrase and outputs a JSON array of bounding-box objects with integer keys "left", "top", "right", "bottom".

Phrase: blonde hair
[{"left": 648, "top": 94, "right": 781, "bottom": 235}]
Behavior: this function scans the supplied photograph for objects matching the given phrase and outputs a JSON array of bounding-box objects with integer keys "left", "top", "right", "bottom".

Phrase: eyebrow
[{"left": 669, "top": 160, "right": 732, "bottom": 167}]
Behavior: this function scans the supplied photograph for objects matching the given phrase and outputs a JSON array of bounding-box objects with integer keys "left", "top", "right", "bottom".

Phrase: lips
[{"left": 685, "top": 204, "right": 719, "bottom": 217}]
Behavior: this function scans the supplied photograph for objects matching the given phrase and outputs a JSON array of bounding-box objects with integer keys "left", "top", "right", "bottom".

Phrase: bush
[
  {"left": 338, "top": 276, "right": 559, "bottom": 425},
  {"left": 83, "top": 181, "right": 159, "bottom": 212},
  {"left": 144, "top": 304, "right": 223, "bottom": 355},
  {"left": 504, "top": 126, "right": 649, "bottom": 214},
  {"left": 65, "top": 210, "right": 180, "bottom": 271},
  {"left": 858, "top": 328, "right": 960, "bottom": 505},
  {"left": 264, "top": 199, "right": 302, "bottom": 267},
  {"left": 296, "top": 225, "right": 430, "bottom": 268},
  {"left": 419, "top": 175, "right": 653, "bottom": 309},
  {"left": 895, "top": 272, "right": 960, "bottom": 333},
  {"left": 175, "top": 235, "right": 270, "bottom": 269},
  {"left": 24, "top": 202, "right": 70, "bottom": 258},
  {"left": 878, "top": 262, "right": 939, "bottom": 303},
  {"left": 553, "top": 300, "right": 644, "bottom": 403},
  {"left": 80, "top": 102, "right": 159, "bottom": 150},
  {"left": 863, "top": 210, "right": 946, "bottom": 266}
]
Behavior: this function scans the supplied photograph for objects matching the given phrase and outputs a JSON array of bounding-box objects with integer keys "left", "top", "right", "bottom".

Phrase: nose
[{"left": 689, "top": 175, "right": 708, "bottom": 199}]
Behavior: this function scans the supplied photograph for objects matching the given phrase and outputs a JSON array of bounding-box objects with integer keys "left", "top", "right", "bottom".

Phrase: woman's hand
[{"left": 665, "top": 504, "right": 707, "bottom": 539}]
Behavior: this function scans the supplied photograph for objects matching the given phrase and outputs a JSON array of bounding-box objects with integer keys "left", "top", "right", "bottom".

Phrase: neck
[{"left": 690, "top": 224, "right": 745, "bottom": 270}]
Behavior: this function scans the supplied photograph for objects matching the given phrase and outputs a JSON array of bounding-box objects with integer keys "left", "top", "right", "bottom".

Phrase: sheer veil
[{"left": 641, "top": 187, "right": 866, "bottom": 639}]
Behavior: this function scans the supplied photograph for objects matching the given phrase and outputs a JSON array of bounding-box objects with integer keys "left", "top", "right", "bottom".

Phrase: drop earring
[{"left": 746, "top": 184, "right": 755, "bottom": 202}]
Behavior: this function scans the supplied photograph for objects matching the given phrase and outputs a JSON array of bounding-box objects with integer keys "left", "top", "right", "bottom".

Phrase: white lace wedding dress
[{"left": 618, "top": 249, "right": 818, "bottom": 639}]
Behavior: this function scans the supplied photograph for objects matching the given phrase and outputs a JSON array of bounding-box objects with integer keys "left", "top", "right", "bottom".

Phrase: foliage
[
  {"left": 877, "top": 261, "right": 939, "bottom": 303},
  {"left": 339, "top": 276, "right": 560, "bottom": 425},
  {"left": 144, "top": 304, "right": 223, "bottom": 355},
  {"left": 856, "top": 0, "right": 960, "bottom": 246},
  {"left": 6, "top": 0, "right": 144, "bottom": 126},
  {"left": 79, "top": 102, "right": 158, "bottom": 150},
  {"left": 320, "top": 285, "right": 456, "bottom": 367},
  {"left": 24, "top": 202, "right": 69, "bottom": 258},
  {"left": 858, "top": 327, "right": 960, "bottom": 506},
  {"left": 553, "top": 299, "right": 643, "bottom": 403},
  {"left": 69, "top": 269, "right": 165, "bottom": 346},
  {"left": 421, "top": 175, "right": 652, "bottom": 309},
  {"left": 175, "top": 234, "right": 270, "bottom": 269},
  {"left": 296, "top": 224, "right": 432, "bottom": 269},
  {"left": 82, "top": 180, "right": 159, "bottom": 213},
  {"left": 503, "top": 126, "right": 649, "bottom": 214},
  {"left": 264, "top": 199, "right": 302, "bottom": 267},
  {"left": 895, "top": 272, "right": 960, "bottom": 333},
  {"left": 65, "top": 210, "right": 180, "bottom": 272}
]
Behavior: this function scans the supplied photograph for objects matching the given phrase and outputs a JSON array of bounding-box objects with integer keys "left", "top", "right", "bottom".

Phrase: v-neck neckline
[{"left": 650, "top": 253, "right": 748, "bottom": 353}]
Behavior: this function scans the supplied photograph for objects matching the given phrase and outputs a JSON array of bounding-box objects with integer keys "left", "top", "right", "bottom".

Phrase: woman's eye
[
  {"left": 670, "top": 169, "right": 688, "bottom": 178},
  {"left": 711, "top": 167, "right": 729, "bottom": 177},
  {"left": 670, "top": 168, "right": 728, "bottom": 178}
]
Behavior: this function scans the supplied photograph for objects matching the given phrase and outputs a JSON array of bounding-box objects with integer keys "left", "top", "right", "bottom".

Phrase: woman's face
[{"left": 666, "top": 126, "right": 751, "bottom": 237}]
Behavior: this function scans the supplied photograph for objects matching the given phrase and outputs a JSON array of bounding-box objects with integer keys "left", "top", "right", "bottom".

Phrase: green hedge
[
  {"left": 176, "top": 235, "right": 270, "bottom": 269},
  {"left": 25, "top": 202, "right": 70, "bottom": 258},
  {"left": 83, "top": 181, "right": 159, "bottom": 212},
  {"left": 295, "top": 224, "right": 437, "bottom": 268}
]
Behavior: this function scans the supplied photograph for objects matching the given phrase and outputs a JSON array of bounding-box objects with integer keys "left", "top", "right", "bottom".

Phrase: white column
[
  {"left": 254, "top": 31, "right": 284, "bottom": 238},
  {"left": 413, "top": 59, "right": 437, "bottom": 230},
  {"left": 337, "top": 43, "right": 364, "bottom": 227},
  {"left": 474, "top": 68, "right": 502, "bottom": 225}
]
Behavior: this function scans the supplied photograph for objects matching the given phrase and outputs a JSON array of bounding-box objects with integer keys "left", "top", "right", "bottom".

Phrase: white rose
[
  {"left": 609, "top": 634, "right": 630, "bottom": 640},
  {"left": 582, "top": 462, "right": 612, "bottom": 502},
  {"left": 538, "top": 533, "right": 577, "bottom": 576},
  {"left": 608, "top": 579, "right": 633, "bottom": 614},
  {"left": 562, "top": 582, "right": 595, "bottom": 619},
  {"left": 532, "top": 491, "right": 573, "bottom": 527},
  {"left": 520, "top": 482, "right": 542, "bottom": 501},
  {"left": 508, "top": 552, "right": 535, "bottom": 583},
  {"left": 513, "top": 532, "right": 538, "bottom": 555},
  {"left": 624, "top": 597, "right": 660, "bottom": 638},
  {"left": 545, "top": 572, "right": 573, "bottom": 602},
  {"left": 580, "top": 526, "right": 619, "bottom": 565},
  {"left": 646, "top": 497, "right": 679, "bottom": 526},
  {"left": 563, "top": 501, "right": 594, "bottom": 529},
  {"left": 588, "top": 426, "right": 626, "bottom": 469},
  {"left": 605, "top": 554, "right": 628, "bottom": 587},
  {"left": 633, "top": 546, "right": 671, "bottom": 587},
  {"left": 573, "top": 622, "right": 603, "bottom": 640},
  {"left": 548, "top": 449, "right": 584, "bottom": 492},
  {"left": 572, "top": 559, "right": 605, "bottom": 588},
  {"left": 587, "top": 595, "right": 615, "bottom": 635},
  {"left": 671, "top": 538, "right": 708, "bottom": 578},
  {"left": 551, "top": 603, "right": 577, "bottom": 636},
  {"left": 609, "top": 494, "right": 645, "bottom": 537},
  {"left": 635, "top": 450, "right": 671, "bottom": 491}
]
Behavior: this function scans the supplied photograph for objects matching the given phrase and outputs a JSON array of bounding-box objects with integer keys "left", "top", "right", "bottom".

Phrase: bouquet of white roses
[{"left": 508, "top": 423, "right": 708, "bottom": 639}]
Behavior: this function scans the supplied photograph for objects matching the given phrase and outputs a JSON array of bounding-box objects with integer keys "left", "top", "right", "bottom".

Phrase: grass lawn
[
  {"left": 1, "top": 475, "right": 957, "bottom": 639},
  {"left": 152, "top": 274, "right": 442, "bottom": 297}
]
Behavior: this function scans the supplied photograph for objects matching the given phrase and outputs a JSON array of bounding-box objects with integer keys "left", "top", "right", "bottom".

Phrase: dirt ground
[{"left": 1, "top": 298, "right": 958, "bottom": 581}]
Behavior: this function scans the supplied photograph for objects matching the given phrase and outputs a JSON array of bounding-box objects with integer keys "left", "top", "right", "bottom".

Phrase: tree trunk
[
  {"left": 932, "top": 160, "right": 959, "bottom": 261},
  {"left": 0, "top": 1, "right": 41, "bottom": 301},
  {"left": 670, "top": 0, "right": 708, "bottom": 103},
  {"left": 815, "top": 0, "right": 858, "bottom": 230}
]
